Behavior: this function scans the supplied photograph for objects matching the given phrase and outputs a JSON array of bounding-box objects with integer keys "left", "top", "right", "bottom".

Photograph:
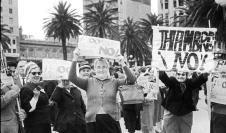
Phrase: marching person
[
  {"left": 159, "top": 70, "right": 208, "bottom": 133},
  {"left": 1, "top": 83, "right": 26, "bottom": 133},
  {"left": 79, "top": 64, "right": 92, "bottom": 78},
  {"left": 50, "top": 79, "right": 86, "bottom": 133},
  {"left": 68, "top": 48, "right": 136, "bottom": 133},
  {"left": 20, "top": 62, "right": 51, "bottom": 133}
]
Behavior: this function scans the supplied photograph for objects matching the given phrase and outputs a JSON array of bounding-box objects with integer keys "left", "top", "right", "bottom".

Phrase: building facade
[
  {"left": 1, "top": 0, "right": 20, "bottom": 59},
  {"left": 158, "top": 0, "right": 184, "bottom": 26},
  {"left": 19, "top": 40, "right": 76, "bottom": 63}
]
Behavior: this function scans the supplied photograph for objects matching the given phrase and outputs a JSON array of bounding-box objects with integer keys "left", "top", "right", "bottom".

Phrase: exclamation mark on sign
[
  {"left": 199, "top": 54, "right": 208, "bottom": 71},
  {"left": 158, "top": 51, "right": 168, "bottom": 69}
]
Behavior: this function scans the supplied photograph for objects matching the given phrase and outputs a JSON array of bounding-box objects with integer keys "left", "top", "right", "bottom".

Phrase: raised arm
[
  {"left": 68, "top": 48, "right": 88, "bottom": 90},
  {"left": 116, "top": 56, "right": 136, "bottom": 86},
  {"left": 189, "top": 73, "right": 208, "bottom": 89},
  {"left": 159, "top": 71, "right": 173, "bottom": 87}
]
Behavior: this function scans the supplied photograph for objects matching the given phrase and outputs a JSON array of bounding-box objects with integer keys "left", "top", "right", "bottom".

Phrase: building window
[
  {"left": 173, "top": 0, "right": 177, "bottom": 7},
  {"left": 9, "top": 17, "right": 13, "bottom": 24},
  {"left": 8, "top": 49, "right": 11, "bottom": 53},
  {"left": 179, "top": 11, "right": 183, "bottom": 16},
  {"left": 165, "top": 0, "right": 168, "bottom": 9},
  {"left": 9, "top": 0, "right": 12, "bottom": 4},
  {"left": 13, "top": 39, "right": 16, "bottom": 44},
  {"left": 13, "top": 49, "right": 16, "bottom": 53},
  {"left": 10, "top": 27, "right": 13, "bottom": 33},
  {"left": 165, "top": 13, "right": 168, "bottom": 19},
  {"left": 9, "top": 8, "right": 13, "bottom": 13},
  {"left": 179, "top": 0, "right": 184, "bottom": 6}
]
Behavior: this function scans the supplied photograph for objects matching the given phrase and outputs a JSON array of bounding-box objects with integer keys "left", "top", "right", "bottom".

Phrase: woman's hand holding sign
[{"left": 73, "top": 48, "right": 80, "bottom": 61}]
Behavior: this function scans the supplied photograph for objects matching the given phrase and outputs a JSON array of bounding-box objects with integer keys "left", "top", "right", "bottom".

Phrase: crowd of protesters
[{"left": 1, "top": 49, "right": 226, "bottom": 133}]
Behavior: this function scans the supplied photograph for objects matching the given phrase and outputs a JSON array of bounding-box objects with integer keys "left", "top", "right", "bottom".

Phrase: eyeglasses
[
  {"left": 31, "top": 72, "right": 41, "bottom": 75},
  {"left": 177, "top": 73, "right": 186, "bottom": 76}
]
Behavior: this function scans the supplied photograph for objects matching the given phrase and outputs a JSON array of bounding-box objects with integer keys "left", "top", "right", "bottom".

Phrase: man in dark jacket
[{"left": 159, "top": 70, "right": 208, "bottom": 133}]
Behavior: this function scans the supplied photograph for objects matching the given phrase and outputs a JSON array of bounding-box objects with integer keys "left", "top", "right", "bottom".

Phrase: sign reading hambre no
[
  {"left": 152, "top": 26, "right": 217, "bottom": 72},
  {"left": 78, "top": 35, "right": 120, "bottom": 59}
]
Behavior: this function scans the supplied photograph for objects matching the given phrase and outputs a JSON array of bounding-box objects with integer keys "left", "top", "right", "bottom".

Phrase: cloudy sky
[{"left": 18, "top": 0, "right": 158, "bottom": 40}]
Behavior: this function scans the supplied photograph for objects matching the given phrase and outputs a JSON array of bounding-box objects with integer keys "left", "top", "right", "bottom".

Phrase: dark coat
[
  {"left": 159, "top": 71, "right": 208, "bottom": 116},
  {"left": 50, "top": 86, "right": 86, "bottom": 132},
  {"left": 20, "top": 82, "right": 51, "bottom": 126}
]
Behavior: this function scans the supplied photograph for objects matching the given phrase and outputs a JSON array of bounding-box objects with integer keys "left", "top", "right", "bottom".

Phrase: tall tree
[
  {"left": 1, "top": 24, "right": 11, "bottom": 50},
  {"left": 83, "top": 0, "right": 118, "bottom": 38},
  {"left": 120, "top": 17, "right": 151, "bottom": 65},
  {"left": 43, "top": 1, "right": 81, "bottom": 60},
  {"left": 139, "top": 13, "right": 163, "bottom": 45}
]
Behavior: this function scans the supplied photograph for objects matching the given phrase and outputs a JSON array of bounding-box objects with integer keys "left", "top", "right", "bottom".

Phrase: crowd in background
[{"left": 1, "top": 49, "right": 226, "bottom": 133}]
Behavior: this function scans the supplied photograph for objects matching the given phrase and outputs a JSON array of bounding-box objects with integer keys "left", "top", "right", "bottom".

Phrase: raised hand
[
  {"left": 73, "top": 48, "right": 80, "bottom": 61},
  {"left": 116, "top": 55, "right": 126, "bottom": 66}
]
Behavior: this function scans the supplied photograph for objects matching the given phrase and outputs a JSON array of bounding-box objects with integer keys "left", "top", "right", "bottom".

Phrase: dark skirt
[
  {"left": 87, "top": 114, "right": 121, "bottom": 133},
  {"left": 25, "top": 123, "right": 51, "bottom": 133}
]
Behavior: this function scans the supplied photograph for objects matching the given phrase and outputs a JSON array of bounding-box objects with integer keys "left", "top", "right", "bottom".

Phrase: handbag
[{"left": 119, "top": 84, "right": 144, "bottom": 104}]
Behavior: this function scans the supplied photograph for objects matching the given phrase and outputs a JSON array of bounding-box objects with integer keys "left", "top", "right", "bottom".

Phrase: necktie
[{"left": 22, "top": 77, "right": 25, "bottom": 85}]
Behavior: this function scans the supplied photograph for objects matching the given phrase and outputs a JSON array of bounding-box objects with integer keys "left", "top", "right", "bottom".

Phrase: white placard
[
  {"left": 152, "top": 26, "right": 217, "bottom": 72},
  {"left": 42, "top": 59, "right": 72, "bottom": 80},
  {"left": 208, "top": 73, "right": 226, "bottom": 105},
  {"left": 78, "top": 35, "right": 120, "bottom": 59}
]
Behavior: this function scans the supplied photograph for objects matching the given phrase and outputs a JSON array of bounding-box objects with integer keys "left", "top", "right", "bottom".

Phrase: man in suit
[
  {"left": 1, "top": 83, "right": 26, "bottom": 133},
  {"left": 15, "top": 60, "right": 27, "bottom": 86}
]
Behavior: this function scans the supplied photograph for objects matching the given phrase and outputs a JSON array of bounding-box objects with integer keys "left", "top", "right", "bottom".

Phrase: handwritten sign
[
  {"left": 213, "top": 59, "right": 226, "bottom": 72},
  {"left": 137, "top": 73, "right": 158, "bottom": 100},
  {"left": 209, "top": 72, "right": 226, "bottom": 105},
  {"left": 152, "top": 26, "right": 217, "bottom": 72},
  {"left": 78, "top": 35, "right": 120, "bottom": 59},
  {"left": 42, "top": 59, "right": 72, "bottom": 80}
]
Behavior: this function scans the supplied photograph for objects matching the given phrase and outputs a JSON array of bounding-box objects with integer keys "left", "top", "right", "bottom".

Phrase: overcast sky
[{"left": 18, "top": 0, "right": 158, "bottom": 40}]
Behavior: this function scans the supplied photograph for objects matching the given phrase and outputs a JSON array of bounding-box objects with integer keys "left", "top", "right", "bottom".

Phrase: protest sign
[
  {"left": 78, "top": 35, "right": 120, "bottom": 59},
  {"left": 208, "top": 72, "right": 226, "bottom": 105},
  {"left": 42, "top": 59, "right": 72, "bottom": 80},
  {"left": 213, "top": 59, "right": 226, "bottom": 72},
  {"left": 137, "top": 73, "right": 158, "bottom": 100},
  {"left": 152, "top": 26, "right": 217, "bottom": 72}
]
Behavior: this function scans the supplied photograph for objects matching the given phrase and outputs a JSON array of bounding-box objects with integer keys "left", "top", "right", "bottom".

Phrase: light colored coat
[{"left": 1, "top": 85, "right": 19, "bottom": 133}]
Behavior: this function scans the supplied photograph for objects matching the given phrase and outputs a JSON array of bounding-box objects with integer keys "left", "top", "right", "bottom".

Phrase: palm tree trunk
[
  {"left": 62, "top": 38, "right": 67, "bottom": 60},
  {"left": 99, "top": 28, "right": 104, "bottom": 38}
]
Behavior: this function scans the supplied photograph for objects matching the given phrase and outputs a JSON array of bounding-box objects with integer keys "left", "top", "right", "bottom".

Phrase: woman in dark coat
[
  {"left": 20, "top": 62, "right": 51, "bottom": 133},
  {"left": 50, "top": 79, "right": 86, "bottom": 133},
  {"left": 159, "top": 70, "right": 208, "bottom": 133}
]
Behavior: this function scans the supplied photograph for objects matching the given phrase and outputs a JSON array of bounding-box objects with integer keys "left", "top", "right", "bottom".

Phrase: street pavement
[{"left": 53, "top": 90, "right": 210, "bottom": 133}]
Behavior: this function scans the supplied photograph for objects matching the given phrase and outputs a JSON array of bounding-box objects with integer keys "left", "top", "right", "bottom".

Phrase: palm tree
[
  {"left": 139, "top": 13, "right": 163, "bottom": 45},
  {"left": 1, "top": 24, "right": 11, "bottom": 50},
  {"left": 120, "top": 17, "right": 151, "bottom": 66},
  {"left": 177, "top": 0, "right": 226, "bottom": 44},
  {"left": 43, "top": 1, "right": 81, "bottom": 60},
  {"left": 83, "top": 0, "right": 118, "bottom": 38}
]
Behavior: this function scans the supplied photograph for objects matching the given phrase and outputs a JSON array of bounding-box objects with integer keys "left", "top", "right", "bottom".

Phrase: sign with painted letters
[
  {"left": 78, "top": 35, "right": 120, "bottom": 59},
  {"left": 213, "top": 60, "right": 226, "bottom": 72},
  {"left": 152, "top": 26, "right": 217, "bottom": 72},
  {"left": 209, "top": 72, "right": 226, "bottom": 105},
  {"left": 42, "top": 59, "right": 72, "bottom": 80}
]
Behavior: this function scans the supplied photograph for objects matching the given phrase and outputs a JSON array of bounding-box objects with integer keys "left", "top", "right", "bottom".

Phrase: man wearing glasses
[{"left": 159, "top": 70, "right": 208, "bottom": 133}]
